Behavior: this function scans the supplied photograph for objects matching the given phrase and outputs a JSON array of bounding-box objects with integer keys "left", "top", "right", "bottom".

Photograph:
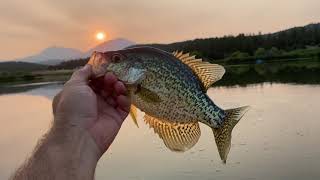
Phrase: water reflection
[
  {"left": 0, "top": 82, "right": 63, "bottom": 98},
  {"left": 0, "top": 83, "right": 320, "bottom": 179}
]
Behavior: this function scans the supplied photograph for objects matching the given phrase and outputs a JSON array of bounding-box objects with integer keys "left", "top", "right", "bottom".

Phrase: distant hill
[
  {"left": 135, "top": 23, "right": 320, "bottom": 60},
  {"left": 83, "top": 38, "right": 135, "bottom": 57},
  {"left": 14, "top": 46, "right": 84, "bottom": 65},
  {"left": 2, "top": 38, "right": 135, "bottom": 66},
  {"left": 0, "top": 61, "right": 47, "bottom": 72}
]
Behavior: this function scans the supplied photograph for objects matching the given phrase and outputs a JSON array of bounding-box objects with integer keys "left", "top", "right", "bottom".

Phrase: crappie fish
[{"left": 88, "top": 47, "right": 249, "bottom": 163}]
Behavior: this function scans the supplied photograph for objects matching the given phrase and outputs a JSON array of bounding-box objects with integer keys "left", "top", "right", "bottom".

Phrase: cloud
[{"left": 0, "top": 0, "right": 320, "bottom": 59}]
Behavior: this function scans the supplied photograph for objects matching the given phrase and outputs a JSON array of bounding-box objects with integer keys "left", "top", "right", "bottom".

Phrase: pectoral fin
[
  {"left": 136, "top": 86, "right": 162, "bottom": 103},
  {"left": 144, "top": 114, "right": 201, "bottom": 152},
  {"left": 130, "top": 105, "right": 139, "bottom": 127}
]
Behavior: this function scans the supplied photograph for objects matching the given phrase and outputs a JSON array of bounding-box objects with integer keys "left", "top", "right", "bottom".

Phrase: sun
[{"left": 96, "top": 32, "right": 106, "bottom": 41}]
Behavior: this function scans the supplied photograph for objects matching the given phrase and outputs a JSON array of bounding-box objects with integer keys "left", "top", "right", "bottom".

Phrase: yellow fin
[
  {"left": 144, "top": 114, "right": 201, "bottom": 152},
  {"left": 213, "top": 106, "right": 250, "bottom": 163},
  {"left": 172, "top": 51, "right": 178, "bottom": 56},
  {"left": 130, "top": 105, "right": 139, "bottom": 127},
  {"left": 172, "top": 51, "right": 225, "bottom": 90},
  {"left": 176, "top": 51, "right": 184, "bottom": 58}
]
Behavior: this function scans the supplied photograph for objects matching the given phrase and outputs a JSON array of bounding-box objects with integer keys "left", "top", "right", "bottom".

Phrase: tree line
[
  {"left": 49, "top": 23, "right": 320, "bottom": 70},
  {"left": 145, "top": 23, "right": 320, "bottom": 60}
]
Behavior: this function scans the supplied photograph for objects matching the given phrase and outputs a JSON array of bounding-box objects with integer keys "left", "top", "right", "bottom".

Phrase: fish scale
[{"left": 131, "top": 51, "right": 222, "bottom": 125}]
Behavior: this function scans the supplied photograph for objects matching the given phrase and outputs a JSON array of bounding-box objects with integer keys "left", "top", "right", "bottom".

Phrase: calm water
[{"left": 0, "top": 83, "right": 320, "bottom": 180}]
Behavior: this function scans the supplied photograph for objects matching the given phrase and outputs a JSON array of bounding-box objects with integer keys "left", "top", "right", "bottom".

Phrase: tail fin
[{"left": 213, "top": 106, "right": 250, "bottom": 164}]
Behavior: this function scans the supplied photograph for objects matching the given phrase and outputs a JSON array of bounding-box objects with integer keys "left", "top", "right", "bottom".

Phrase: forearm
[{"left": 11, "top": 123, "right": 100, "bottom": 180}]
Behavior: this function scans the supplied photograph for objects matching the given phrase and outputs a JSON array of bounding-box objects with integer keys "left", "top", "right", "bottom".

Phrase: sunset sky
[{"left": 1, "top": 0, "right": 320, "bottom": 60}]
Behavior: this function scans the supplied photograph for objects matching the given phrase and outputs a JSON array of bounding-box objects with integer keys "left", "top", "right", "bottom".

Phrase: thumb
[{"left": 69, "top": 64, "right": 93, "bottom": 84}]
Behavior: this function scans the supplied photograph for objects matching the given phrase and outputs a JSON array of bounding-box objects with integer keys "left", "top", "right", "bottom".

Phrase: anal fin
[{"left": 144, "top": 114, "right": 201, "bottom": 152}]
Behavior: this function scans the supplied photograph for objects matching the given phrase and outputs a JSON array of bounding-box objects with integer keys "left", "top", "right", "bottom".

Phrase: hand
[
  {"left": 10, "top": 65, "right": 130, "bottom": 180},
  {"left": 52, "top": 64, "right": 130, "bottom": 158}
]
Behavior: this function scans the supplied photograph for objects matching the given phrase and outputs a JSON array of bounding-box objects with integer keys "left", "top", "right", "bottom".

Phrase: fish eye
[{"left": 112, "top": 53, "right": 122, "bottom": 63}]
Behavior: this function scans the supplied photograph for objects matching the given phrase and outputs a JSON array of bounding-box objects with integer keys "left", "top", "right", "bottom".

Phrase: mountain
[
  {"left": 2, "top": 38, "right": 135, "bottom": 65},
  {"left": 83, "top": 38, "right": 135, "bottom": 57},
  {"left": 15, "top": 46, "right": 83, "bottom": 65}
]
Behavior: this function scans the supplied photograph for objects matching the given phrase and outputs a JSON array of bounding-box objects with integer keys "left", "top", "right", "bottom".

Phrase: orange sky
[{"left": 1, "top": 0, "right": 320, "bottom": 60}]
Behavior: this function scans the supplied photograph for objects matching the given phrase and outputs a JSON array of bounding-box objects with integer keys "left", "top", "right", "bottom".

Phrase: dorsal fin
[{"left": 172, "top": 51, "right": 225, "bottom": 90}]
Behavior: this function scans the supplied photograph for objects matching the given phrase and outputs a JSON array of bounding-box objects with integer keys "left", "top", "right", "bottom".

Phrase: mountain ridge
[{"left": 2, "top": 38, "right": 135, "bottom": 65}]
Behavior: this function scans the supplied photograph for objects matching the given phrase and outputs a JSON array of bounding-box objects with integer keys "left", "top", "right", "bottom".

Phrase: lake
[{"left": 0, "top": 82, "right": 319, "bottom": 180}]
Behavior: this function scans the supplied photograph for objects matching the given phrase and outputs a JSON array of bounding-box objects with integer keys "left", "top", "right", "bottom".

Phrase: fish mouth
[{"left": 87, "top": 51, "right": 110, "bottom": 77}]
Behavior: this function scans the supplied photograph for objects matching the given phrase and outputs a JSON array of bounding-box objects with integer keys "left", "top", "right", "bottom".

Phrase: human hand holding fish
[
  {"left": 11, "top": 65, "right": 131, "bottom": 180},
  {"left": 52, "top": 64, "right": 131, "bottom": 154}
]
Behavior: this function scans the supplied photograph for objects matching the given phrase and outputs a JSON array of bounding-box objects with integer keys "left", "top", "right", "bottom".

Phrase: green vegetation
[
  {"left": 0, "top": 61, "right": 47, "bottom": 72},
  {"left": 0, "top": 69, "right": 73, "bottom": 85},
  {"left": 141, "top": 23, "right": 320, "bottom": 60},
  {"left": 217, "top": 46, "right": 320, "bottom": 65}
]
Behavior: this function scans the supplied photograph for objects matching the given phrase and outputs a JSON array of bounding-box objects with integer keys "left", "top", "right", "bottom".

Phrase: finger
[
  {"left": 100, "top": 89, "right": 111, "bottom": 99},
  {"left": 106, "top": 96, "right": 117, "bottom": 107},
  {"left": 114, "top": 81, "right": 127, "bottom": 95},
  {"left": 97, "top": 95, "right": 114, "bottom": 113},
  {"left": 104, "top": 72, "right": 118, "bottom": 88},
  {"left": 96, "top": 96, "right": 124, "bottom": 127},
  {"left": 103, "top": 74, "right": 116, "bottom": 93},
  {"left": 69, "top": 64, "right": 93, "bottom": 83},
  {"left": 91, "top": 73, "right": 117, "bottom": 98},
  {"left": 89, "top": 76, "right": 105, "bottom": 93},
  {"left": 116, "top": 95, "right": 131, "bottom": 112},
  {"left": 116, "top": 107, "right": 130, "bottom": 120}
]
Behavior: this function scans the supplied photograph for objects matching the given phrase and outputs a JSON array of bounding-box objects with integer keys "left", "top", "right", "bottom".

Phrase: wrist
[
  {"left": 47, "top": 122, "right": 101, "bottom": 171},
  {"left": 19, "top": 123, "right": 101, "bottom": 180}
]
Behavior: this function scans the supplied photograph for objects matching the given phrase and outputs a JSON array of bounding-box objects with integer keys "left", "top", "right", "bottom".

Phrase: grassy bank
[{"left": 0, "top": 69, "right": 73, "bottom": 85}]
